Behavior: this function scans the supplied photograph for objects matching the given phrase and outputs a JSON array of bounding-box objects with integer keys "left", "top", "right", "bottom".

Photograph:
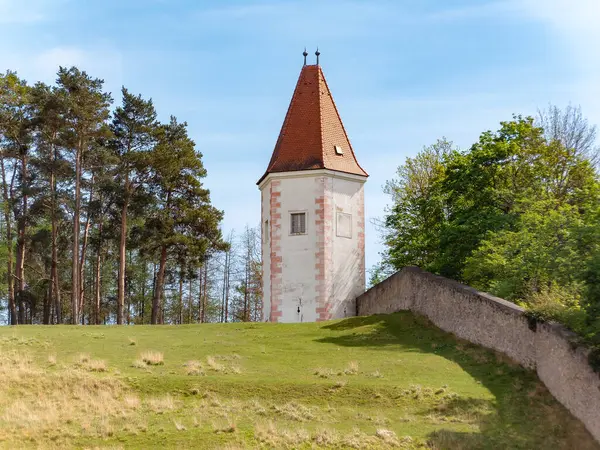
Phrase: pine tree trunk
[
  {"left": 78, "top": 177, "right": 94, "bottom": 324},
  {"left": 94, "top": 221, "right": 103, "bottom": 325},
  {"left": 43, "top": 281, "right": 51, "bottom": 325},
  {"left": 202, "top": 262, "right": 208, "bottom": 323},
  {"left": 198, "top": 266, "right": 202, "bottom": 323},
  {"left": 141, "top": 261, "right": 147, "bottom": 324},
  {"left": 244, "top": 252, "right": 249, "bottom": 322},
  {"left": 221, "top": 252, "right": 227, "bottom": 322},
  {"left": 127, "top": 249, "right": 132, "bottom": 324},
  {"left": 117, "top": 178, "right": 128, "bottom": 325},
  {"left": 71, "top": 140, "right": 82, "bottom": 324},
  {"left": 50, "top": 160, "right": 61, "bottom": 324},
  {"left": 178, "top": 267, "right": 184, "bottom": 325},
  {"left": 224, "top": 252, "right": 230, "bottom": 323},
  {"left": 15, "top": 239, "right": 25, "bottom": 323},
  {"left": 15, "top": 153, "right": 28, "bottom": 323},
  {"left": 151, "top": 245, "right": 168, "bottom": 324},
  {"left": 1, "top": 158, "right": 17, "bottom": 325},
  {"left": 188, "top": 277, "right": 192, "bottom": 324}
]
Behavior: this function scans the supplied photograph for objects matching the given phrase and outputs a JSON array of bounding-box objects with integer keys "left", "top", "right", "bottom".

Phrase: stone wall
[{"left": 356, "top": 267, "right": 600, "bottom": 443}]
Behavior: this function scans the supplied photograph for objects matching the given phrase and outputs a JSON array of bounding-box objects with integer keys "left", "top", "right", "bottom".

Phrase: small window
[
  {"left": 290, "top": 212, "right": 306, "bottom": 235},
  {"left": 336, "top": 212, "right": 352, "bottom": 238},
  {"left": 264, "top": 220, "right": 269, "bottom": 244},
  {"left": 334, "top": 145, "right": 343, "bottom": 155}
]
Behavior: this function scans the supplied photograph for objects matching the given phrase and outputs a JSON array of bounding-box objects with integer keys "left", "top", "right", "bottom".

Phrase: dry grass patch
[
  {"left": 76, "top": 353, "right": 91, "bottom": 364},
  {"left": 131, "top": 359, "right": 147, "bottom": 369},
  {"left": 254, "top": 422, "right": 400, "bottom": 449},
  {"left": 313, "top": 428, "right": 340, "bottom": 446},
  {"left": 124, "top": 395, "right": 140, "bottom": 410},
  {"left": 147, "top": 395, "right": 177, "bottom": 414},
  {"left": 0, "top": 350, "right": 131, "bottom": 441},
  {"left": 206, "top": 356, "right": 225, "bottom": 372},
  {"left": 212, "top": 416, "right": 237, "bottom": 434},
  {"left": 205, "top": 355, "right": 242, "bottom": 374},
  {"left": 344, "top": 361, "right": 359, "bottom": 375},
  {"left": 376, "top": 428, "right": 401, "bottom": 446},
  {"left": 84, "top": 359, "right": 108, "bottom": 372},
  {"left": 249, "top": 399, "right": 267, "bottom": 416},
  {"left": 272, "top": 401, "right": 316, "bottom": 422},
  {"left": 332, "top": 380, "right": 347, "bottom": 390},
  {"left": 140, "top": 350, "right": 164, "bottom": 366},
  {"left": 183, "top": 360, "right": 204, "bottom": 376},
  {"left": 315, "top": 361, "right": 360, "bottom": 378},
  {"left": 173, "top": 420, "right": 187, "bottom": 431},
  {"left": 314, "top": 367, "right": 335, "bottom": 378},
  {"left": 254, "top": 420, "right": 311, "bottom": 447}
]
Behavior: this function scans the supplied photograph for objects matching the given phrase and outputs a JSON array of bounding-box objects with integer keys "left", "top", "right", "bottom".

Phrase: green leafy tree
[{"left": 382, "top": 138, "right": 453, "bottom": 273}]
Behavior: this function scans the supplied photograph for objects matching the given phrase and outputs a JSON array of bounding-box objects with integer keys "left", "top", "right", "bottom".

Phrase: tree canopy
[
  {"left": 0, "top": 67, "right": 260, "bottom": 325},
  {"left": 379, "top": 111, "right": 600, "bottom": 357}
]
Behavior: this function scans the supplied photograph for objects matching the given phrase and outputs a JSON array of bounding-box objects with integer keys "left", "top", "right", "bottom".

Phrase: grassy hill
[{"left": 0, "top": 312, "right": 596, "bottom": 449}]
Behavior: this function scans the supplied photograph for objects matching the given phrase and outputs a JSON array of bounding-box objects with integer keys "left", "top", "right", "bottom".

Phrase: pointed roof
[{"left": 257, "top": 64, "right": 368, "bottom": 184}]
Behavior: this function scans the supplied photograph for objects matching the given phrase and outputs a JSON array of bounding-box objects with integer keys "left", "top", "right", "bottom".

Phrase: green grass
[{"left": 0, "top": 312, "right": 596, "bottom": 449}]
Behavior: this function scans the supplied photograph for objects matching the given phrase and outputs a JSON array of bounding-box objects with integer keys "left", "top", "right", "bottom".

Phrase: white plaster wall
[
  {"left": 260, "top": 170, "right": 366, "bottom": 323},
  {"left": 277, "top": 176, "right": 320, "bottom": 322},
  {"left": 260, "top": 184, "right": 271, "bottom": 321},
  {"left": 329, "top": 177, "right": 365, "bottom": 318}
]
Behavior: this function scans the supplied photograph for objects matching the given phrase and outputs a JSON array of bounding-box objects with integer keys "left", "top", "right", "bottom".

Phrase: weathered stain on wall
[{"left": 356, "top": 267, "right": 600, "bottom": 443}]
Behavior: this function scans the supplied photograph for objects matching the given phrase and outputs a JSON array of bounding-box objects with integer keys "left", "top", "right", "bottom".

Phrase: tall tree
[
  {"left": 138, "top": 117, "right": 225, "bottom": 324},
  {"left": 0, "top": 71, "right": 32, "bottom": 324},
  {"left": 30, "top": 82, "right": 69, "bottom": 323},
  {"left": 110, "top": 88, "right": 157, "bottom": 324},
  {"left": 56, "top": 67, "right": 111, "bottom": 324},
  {"left": 381, "top": 139, "right": 453, "bottom": 274},
  {"left": 537, "top": 104, "right": 600, "bottom": 167}
]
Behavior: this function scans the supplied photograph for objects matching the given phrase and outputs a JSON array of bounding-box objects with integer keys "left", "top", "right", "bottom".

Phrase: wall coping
[{"left": 359, "top": 266, "right": 593, "bottom": 361}]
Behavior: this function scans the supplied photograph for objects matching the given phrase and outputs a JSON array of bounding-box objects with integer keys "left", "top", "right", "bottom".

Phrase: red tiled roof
[{"left": 258, "top": 65, "right": 368, "bottom": 184}]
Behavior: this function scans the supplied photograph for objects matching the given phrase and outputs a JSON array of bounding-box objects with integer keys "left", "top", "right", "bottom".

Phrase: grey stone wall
[{"left": 356, "top": 266, "right": 600, "bottom": 443}]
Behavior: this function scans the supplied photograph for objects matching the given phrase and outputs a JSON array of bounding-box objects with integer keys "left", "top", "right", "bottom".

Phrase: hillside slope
[{"left": 0, "top": 312, "right": 597, "bottom": 449}]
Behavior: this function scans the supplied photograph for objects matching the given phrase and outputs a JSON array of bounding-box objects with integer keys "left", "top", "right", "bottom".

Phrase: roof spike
[
  {"left": 303, "top": 48, "right": 308, "bottom": 66},
  {"left": 315, "top": 47, "right": 320, "bottom": 65}
]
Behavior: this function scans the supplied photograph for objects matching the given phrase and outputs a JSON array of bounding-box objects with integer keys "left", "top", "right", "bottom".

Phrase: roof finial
[
  {"left": 315, "top": 47, "right": 320, "bottom": 65},
  {"left": 303, "top": 48, "right": 308, "bottom": 66}
]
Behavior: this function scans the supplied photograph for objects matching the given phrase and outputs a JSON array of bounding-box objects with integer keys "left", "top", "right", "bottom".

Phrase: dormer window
[{"left": 334, "top": 145, "right": 343, "bottom": 155}]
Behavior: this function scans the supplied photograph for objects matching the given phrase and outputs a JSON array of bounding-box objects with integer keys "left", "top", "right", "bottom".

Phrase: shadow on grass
[{"left": 316, "top": 312, "right": 599, "bottom": 450}]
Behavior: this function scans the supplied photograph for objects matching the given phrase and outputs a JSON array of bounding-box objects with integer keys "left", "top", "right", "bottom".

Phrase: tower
[{"left": 257, "top": 54, "right": 368, "bottom": 322}]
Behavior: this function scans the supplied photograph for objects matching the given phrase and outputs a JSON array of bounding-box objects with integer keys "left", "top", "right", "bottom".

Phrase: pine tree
[
  {"left": 0, "top": 71, "right": 33, "bottom": 324},
  {"left": 56, "top": 67, "right": 112, "bottom": 324},
  {"left": 138, "top": 117, "right": 225, "bottom": 324},
  {"left": 110, "top": 88, "right": 157, "bottom": 324}
]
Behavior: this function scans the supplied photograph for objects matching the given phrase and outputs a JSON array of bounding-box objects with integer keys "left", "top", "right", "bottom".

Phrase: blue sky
[{"left": 1, "top": 0, "right": 599, "bottom": 271}]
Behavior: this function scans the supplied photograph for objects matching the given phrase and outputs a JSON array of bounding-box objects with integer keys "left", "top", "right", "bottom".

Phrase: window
[
  {"left": 334, "top": 145, "right": 344, "bottom": 155},
  {"left": 264, "top": 220, "right": 269, "bottom": 244},
  {"left": 336, "top": 212, "right": 352, "bottom": 238},
  {"left": 290, "top": 212, "right": 306, "bottom": 235}
]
